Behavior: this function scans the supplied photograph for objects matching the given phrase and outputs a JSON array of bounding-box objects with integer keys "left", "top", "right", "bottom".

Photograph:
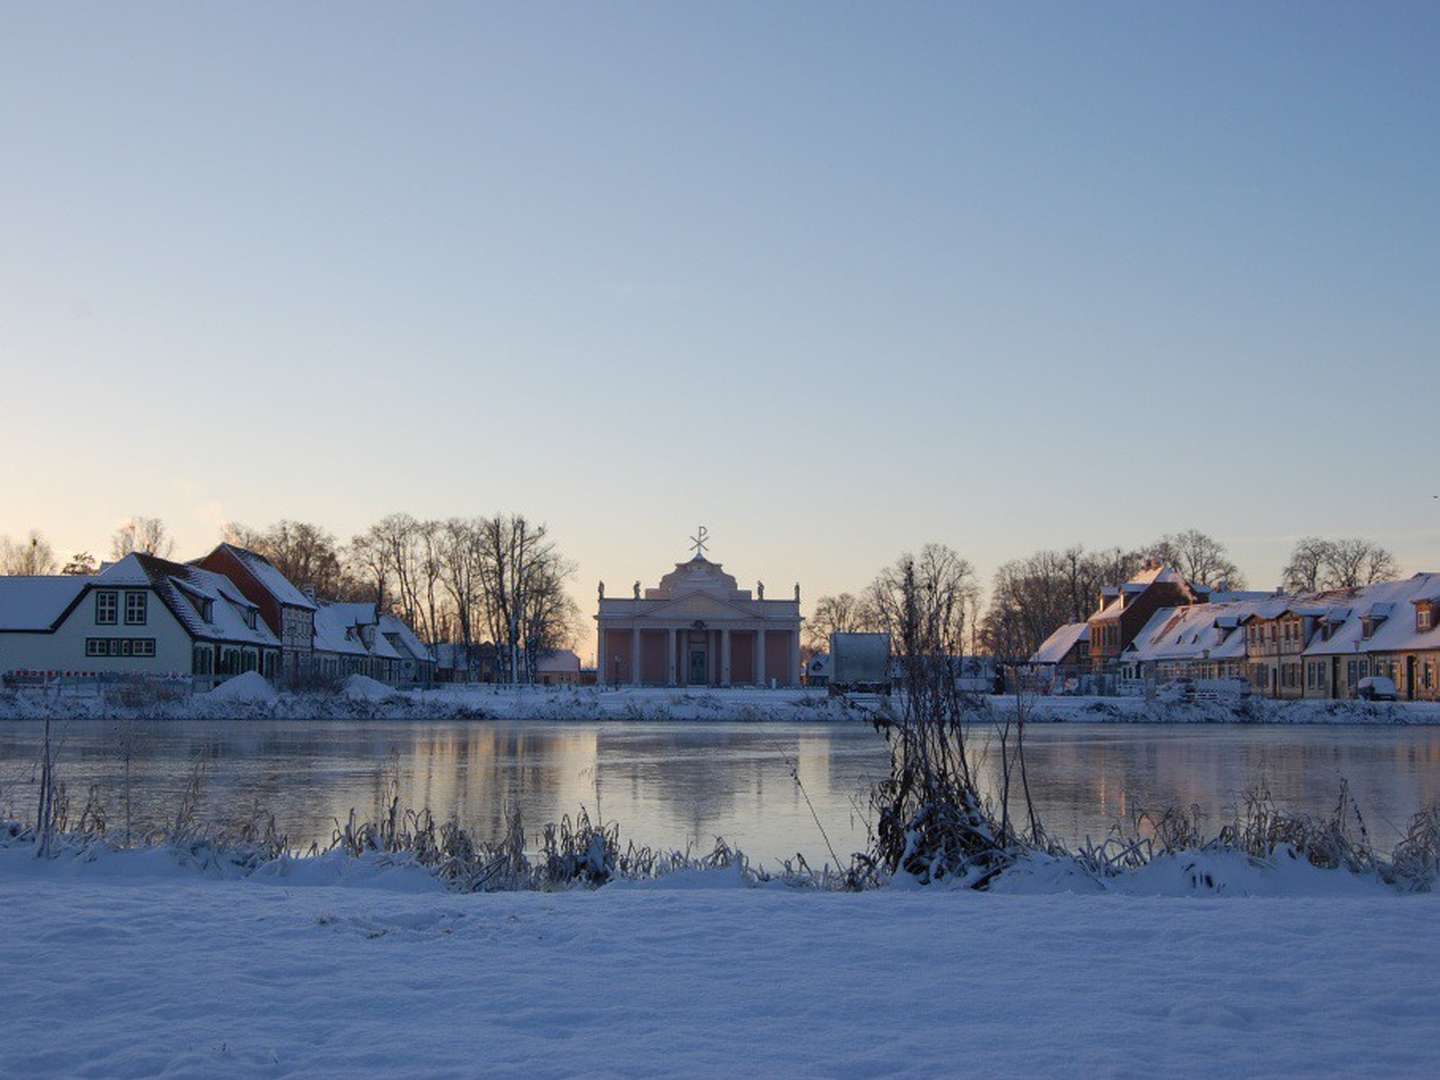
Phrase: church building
[{"left": 596, "top": 532, "right": 802, "bottom": 688}]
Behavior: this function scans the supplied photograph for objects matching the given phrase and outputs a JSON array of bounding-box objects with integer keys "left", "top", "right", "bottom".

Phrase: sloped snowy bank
[
  {"left": 4, "top": 683, "right": 1440, "bottom": 724},
  {"left": 2, "top": 836, "right": 1439, "bottom": 1078}
]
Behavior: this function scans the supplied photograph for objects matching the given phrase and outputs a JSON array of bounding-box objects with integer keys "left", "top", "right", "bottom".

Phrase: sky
[{"left": 2, "top": 2, "right": 1438, "bottom": 641}]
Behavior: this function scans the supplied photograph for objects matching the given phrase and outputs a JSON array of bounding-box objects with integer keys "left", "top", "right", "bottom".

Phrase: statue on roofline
[
  {"left": 794, "top": 583, "right": 800, "bottom": 602},
  {"left": 633, "top": 580, "right": 641, "bottom": 599},
  {"left": 598, "top": 581, "right": 605, "bottom": 600},
  {"left": 757, "top": 581, "right": 764, "bottom": 600}
]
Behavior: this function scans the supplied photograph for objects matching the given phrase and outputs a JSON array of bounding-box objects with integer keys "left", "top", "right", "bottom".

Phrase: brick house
[
  {"left": 1086, "top": 563, "right": 1198, "bottom": 673},
  {"left": 195, "top": 543, "right": 317, "bottom": 684}
]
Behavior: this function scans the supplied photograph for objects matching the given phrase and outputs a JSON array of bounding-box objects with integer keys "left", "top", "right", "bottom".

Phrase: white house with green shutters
[{"left": 0, "top": 552, "right": 281, "bottom": 688}]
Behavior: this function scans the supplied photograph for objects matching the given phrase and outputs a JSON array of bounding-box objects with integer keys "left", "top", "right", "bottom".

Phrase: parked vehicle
[
  {"left": 1357, "top": 675, "right": 1398, "bottom": 702},
  {"left": 828, "top": 633, "right": 892, "bottom": 695}
]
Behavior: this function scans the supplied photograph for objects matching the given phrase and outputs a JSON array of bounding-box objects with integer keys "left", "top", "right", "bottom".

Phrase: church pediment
[{"left": 638, "top": 592, "right": 756, "bottom": 622}]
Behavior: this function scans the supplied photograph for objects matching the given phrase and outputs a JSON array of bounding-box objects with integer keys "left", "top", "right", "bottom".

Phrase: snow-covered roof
[
  {"left": 1126, "top": 595, "right": 1286, "bottom": 664},
  {"left": 1203, "top": 590, "right": 1276, "bottom": 605},
  {"left": 1303, "top": 574, "right": 1440, "bottom": 657},
  {"left": 1090, "top": 565, "right": 1193, "bottom": 622},
  {"left": 97, "top": 554, "right": 279, "bottom": 647},
  {"left": 210, "top": 544, "right": 317, "bottom": 611},
  {"left": 312, "top": 603, "right": 371, "bottom": 657},
  {"left": 1031, "top": 622, "right": 1090, "bottom": 664},
  {"left": 0, "top": 576, "right": 94, "bottom": 631},
  {"left": 535, "top": 649, "right": 580, "bottom": 674},
  {"left": 380, "top": 614, "right": 433, "bottom": 664}
]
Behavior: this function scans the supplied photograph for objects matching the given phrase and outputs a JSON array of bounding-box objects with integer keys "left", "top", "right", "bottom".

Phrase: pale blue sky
[{"left": 2, "top": 2, "right": 1437, "bottom": 624}]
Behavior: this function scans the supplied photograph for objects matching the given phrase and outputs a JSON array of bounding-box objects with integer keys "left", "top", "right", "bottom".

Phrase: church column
[
  {"left": 789, "top": 630, "right": 801, "bottom": 688},
  {"left": 666, "top": 627, "right": 677, "bottom": 687},
  {"left": 721, "top": 628, "right": 732, "bottom": 687},
  {"left": 630, "top": 627, "right": 641, "bottom": 687},
  {"left": 755, "top": 627, "right": 766, "bottom": 688},
  {"left": 597, "top": 625, "right": 607, "bottom": 687}
]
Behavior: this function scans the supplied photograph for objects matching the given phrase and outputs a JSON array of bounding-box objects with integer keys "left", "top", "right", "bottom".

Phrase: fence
[{"left": 1, "top": 670, "right": 197, "bottom": 700}]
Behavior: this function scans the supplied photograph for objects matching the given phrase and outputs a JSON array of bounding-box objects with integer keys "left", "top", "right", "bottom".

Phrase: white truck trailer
[{"left": 828, "top": 632, "right": 892, "bottom": 695}]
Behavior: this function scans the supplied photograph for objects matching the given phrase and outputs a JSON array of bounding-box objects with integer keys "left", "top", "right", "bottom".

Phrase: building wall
[
  {"left": 197, "top": 549, "right": 314, "bottom": 679},
  {"left": 602, "top": 628, "right": 634, "bottom": 684},
  {"left": 731, "top": 630, "right": 756, "bottom": 685},
  {"left": 0, "top": 586, "right": 193, "bottom": 675},
  {"left": 640, "top": 630, "right": 667, "bottom": 685},
  {"left": 765, "top": 630, "right": 791, "bottom": 687}
]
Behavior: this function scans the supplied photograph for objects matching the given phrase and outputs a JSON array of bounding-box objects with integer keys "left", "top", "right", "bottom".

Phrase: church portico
[{"left": 595, "top": 531, "right": 803, "bottom": 688}]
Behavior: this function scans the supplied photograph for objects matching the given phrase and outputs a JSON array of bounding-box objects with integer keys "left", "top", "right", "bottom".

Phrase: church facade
[{"left": 595, "top": 549, "right": 802, "bottom": 688}]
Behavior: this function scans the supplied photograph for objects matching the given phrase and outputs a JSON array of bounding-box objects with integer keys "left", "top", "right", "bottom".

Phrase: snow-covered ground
[
  {"left": 3, "top": 842, "right": 1439, "bottom": 1078},
  {"left": 4, "top": 678, "right": 1440, "bottom": 724}
]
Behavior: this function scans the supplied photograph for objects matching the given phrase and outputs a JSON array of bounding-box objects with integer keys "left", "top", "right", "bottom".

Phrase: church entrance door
[{"left": 688, "top": 648, "right": 707, "bottom": 686}]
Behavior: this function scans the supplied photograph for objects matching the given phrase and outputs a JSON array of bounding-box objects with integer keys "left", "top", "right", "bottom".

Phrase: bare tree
[
  {"left": 1281, "top": 536, "right": 1331, "bottom": 594},
  {"left": 111, "top": 517, "right": 174, "bottom": 560},
  {"left": 1320, "top": 538, "right": 1399, "bottom": 590},
  {"left": 436, "top": 517, "right": 486, "bottom": 665},
  {"left": 805, "top": 592, "right": 878, "bottom": 651},
  {"left": 60, "top": 551, "right": 97, "bottom": 576},
  {"left": 224, "top": 519, "right": 351, "bottom": 598},
  {"left": 346, "top": 528, "right": 390, "bottom": 610},
  {"left": 979, "top": 544, "right": 1147, "bottom": 660},
  {"left": 473, "top": 513, "right": 575, "bottom": 682},
  {"left": 866, "top": 544, "right": 979, "bottom": 659},
  {"left": 0, "top": 530, "right": 58, "bottom": 575},
  {"left": 1147, "top": 529, "right": 1245, "bottom": 589}
]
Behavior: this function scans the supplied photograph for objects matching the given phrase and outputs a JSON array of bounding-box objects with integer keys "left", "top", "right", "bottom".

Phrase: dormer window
[
  {"left": 1420, "top": 607, "right": 1433, "bottom": 632},
  {"left": 245, "top": 609, "right": 257, "bottom": 630},
  {"left": 1362, "top": 618, "right": 1375, "bottom": 639}
]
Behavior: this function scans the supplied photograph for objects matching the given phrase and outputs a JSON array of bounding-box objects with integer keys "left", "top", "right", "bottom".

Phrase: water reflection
[{"left": 2, "top": 721, "right": 1440, "bottom": 865}]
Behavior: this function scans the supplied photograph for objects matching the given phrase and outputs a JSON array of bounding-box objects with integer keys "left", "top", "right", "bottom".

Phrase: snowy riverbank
[
  {"left": 3, "top": 841, "right": 1439, "bottom": 1078},
  {"left": 4, "top": 676, "right": 1440, "bottom": 724}
]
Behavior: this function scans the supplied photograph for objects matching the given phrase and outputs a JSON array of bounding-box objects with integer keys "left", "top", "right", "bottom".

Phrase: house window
[
  {"left": 124, "top": 591, "right": 147, "bottom": 625},
  {"left": 1420, "top": 608, "right": 1433, "bottom": 632},
  {"left": 86, "top": 637, "right": 154, "bottom": 658},
  {"left": 1426, "top": 661, "right": 1435, "bottom": 691},
  {"left": 95, "top": 591, "right": 118, "bottom": 625},
  {"left": 193, "top": 647, "right": 213, "bottom": 675}
]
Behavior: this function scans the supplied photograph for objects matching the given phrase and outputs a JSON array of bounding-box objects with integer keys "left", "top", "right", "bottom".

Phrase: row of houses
[
  {"left": 0, "top": 544, "right": 435, "bottom": 689},
  {"left": 1031, "top": 561, "right": 1440, "bottom": 701},
  {"left": 431, "top": 643, "right": 583, "bottom": 686}
]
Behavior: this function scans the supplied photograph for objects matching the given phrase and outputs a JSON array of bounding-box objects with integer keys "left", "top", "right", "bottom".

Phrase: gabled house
[
  {"left": 1126, "top": 598, "right": 1277, "bottom": 684},
  {"left": 1086, "top": 562, "right": 1198, "bottom": 673},
  {"left": 194, "top": 544, "right": 317, "bottom": 683},
  {"left": 311, "top": 601, "right": 433, "bottom": 686},
  {"left": 1300, "top": 573, "right": 1440, "bottom": 701},
  {"left": 0, "top": 553, "right": 280, "bottom": 687},
  {"left": 311, "top": 602, "right": 372, "bottom": 680},
  {"left": 380, "top": 613, "right": 435, "bottom": 685},
  {"left": 533, "top": 649, "right": 581, "bottom": 686},
  {"left": 1030, "top": 622, "right": 1089, "bottom": 672},
  {"left": 432, "top": 642, "right": 496, "bottom": 683}
]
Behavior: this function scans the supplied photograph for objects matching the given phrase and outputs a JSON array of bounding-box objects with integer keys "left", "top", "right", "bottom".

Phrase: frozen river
[{"left": 4, "top": 719, "right": 1440, "bottom": 865}]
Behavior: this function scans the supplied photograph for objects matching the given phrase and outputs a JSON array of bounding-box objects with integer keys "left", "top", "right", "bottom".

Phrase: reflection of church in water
[{"left": 595, "top": 529, "right": 802, "bottom": 687}]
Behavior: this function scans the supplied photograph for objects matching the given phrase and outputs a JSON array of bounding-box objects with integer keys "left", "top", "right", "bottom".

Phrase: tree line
[
  {"left": 0, "top": 513, "right": 580, "bottom": 678},
  {"left": 806, "top": 529, "right": 1402, "bottom": 663}
]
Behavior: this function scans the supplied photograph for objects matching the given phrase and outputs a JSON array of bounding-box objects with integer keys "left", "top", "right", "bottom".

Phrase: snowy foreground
[{"left": 3, "top": 845, "right": 1440, "bottom": 1078}]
